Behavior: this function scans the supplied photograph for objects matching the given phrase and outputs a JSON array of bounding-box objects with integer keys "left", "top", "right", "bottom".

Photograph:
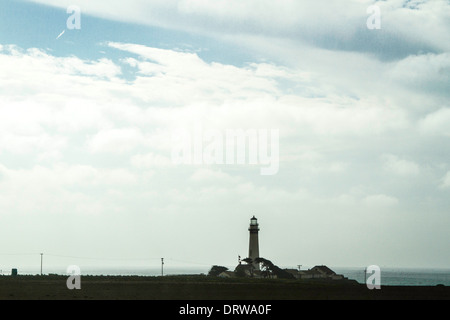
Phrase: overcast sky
[{"left": 0, "top": 0, "right": 449, "bottom": 273}]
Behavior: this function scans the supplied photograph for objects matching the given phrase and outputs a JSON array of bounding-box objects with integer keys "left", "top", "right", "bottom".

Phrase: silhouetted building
[{"left": 294, "top": 265, "right": 345, "bottom": 280}]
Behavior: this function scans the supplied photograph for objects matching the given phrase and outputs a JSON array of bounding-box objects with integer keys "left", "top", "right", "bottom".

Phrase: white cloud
[
  {"left": 440, "top": 171, "right": 450, "bottom": 188},
  {"left": 382, "top": 154, "right": 420, "bottom": 176},
  {"left": 190, "top": 168, "right": 240, "bottom": 184},
  {"left": 130, "top": 152, "right": 173, "bottom": 168},
  {"left": 419, "top": 108, "right": 450, "bottom": 136},
  {"left": 0, "top": 132, "right": 66, "bottom": 155},
  {"left": 388, "top": 53, "right": 450, "bottom": 97},
  {"left": 87, "top": 128, "right": 147, "bottom": 154},
  {"left": 0, "top": 45, "right": 120, "bottom": 79},
  {"left": 362, "top": 194, "right": 399, "bottom": 207}
]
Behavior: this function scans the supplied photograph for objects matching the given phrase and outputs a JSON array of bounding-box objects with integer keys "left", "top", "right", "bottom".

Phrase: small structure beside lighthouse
[{"left": 248, "top": 215, "right": 260, "bottom": 270}]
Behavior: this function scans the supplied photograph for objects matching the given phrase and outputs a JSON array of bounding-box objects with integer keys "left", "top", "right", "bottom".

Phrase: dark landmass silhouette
[{"left": 0, "top": 274, "right": 449, "bottom": 300}]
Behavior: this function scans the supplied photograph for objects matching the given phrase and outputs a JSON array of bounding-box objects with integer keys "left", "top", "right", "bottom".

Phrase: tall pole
[
  {"left": 161, "top": 258, "right": 164, "bottom": 277},
  {"left": 40, "top": 253, "right": 43, "bottom": 276},
  {"left": 364, "top": 267, "right": 367, "bottom": 284}
]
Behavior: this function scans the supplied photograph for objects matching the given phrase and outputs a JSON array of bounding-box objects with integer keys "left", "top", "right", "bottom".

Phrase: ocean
[
  {"left": 2, "top": 266, "right": 449, "bottom": 286},
  {"left": 332, "top": 267, "right": 450, "bottom": 286}
]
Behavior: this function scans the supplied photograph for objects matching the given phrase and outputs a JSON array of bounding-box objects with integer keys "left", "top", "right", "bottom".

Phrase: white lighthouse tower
[{"left": 248, "top": 215, "right": 260, "bottom": 270}]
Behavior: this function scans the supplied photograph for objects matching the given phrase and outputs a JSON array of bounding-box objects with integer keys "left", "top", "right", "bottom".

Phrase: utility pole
[
  {"left": 40, "top": 253, "right": 43, "bottom": 276},
  {"left": 364, "top": 267, "right": 367, "bottom": 284},
  {"left": 161, "top": 258, "right": 164, "bottom": 277}
]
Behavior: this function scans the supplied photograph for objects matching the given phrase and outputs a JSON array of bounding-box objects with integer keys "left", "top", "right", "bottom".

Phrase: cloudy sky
[{"left": 0, "top": 0, "right": 449, "bottom": 273}]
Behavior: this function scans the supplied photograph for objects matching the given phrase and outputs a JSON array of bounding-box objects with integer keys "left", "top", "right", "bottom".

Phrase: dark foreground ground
[{"left": 0, "top": 275, "right": 449, "bottom": 300}]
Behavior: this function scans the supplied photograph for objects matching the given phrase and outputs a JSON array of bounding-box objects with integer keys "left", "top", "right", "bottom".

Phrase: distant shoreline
[
  {"left": 1, "top": 274, "right": 448, "bottom": 300},
  {"left": 2, "top": 265, "right": 450, "bottom": 286}
]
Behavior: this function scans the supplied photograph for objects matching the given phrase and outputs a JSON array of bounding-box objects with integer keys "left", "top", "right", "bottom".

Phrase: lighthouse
[{"left": 248, "top": 216, "right": 260, "bottom": 270}]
